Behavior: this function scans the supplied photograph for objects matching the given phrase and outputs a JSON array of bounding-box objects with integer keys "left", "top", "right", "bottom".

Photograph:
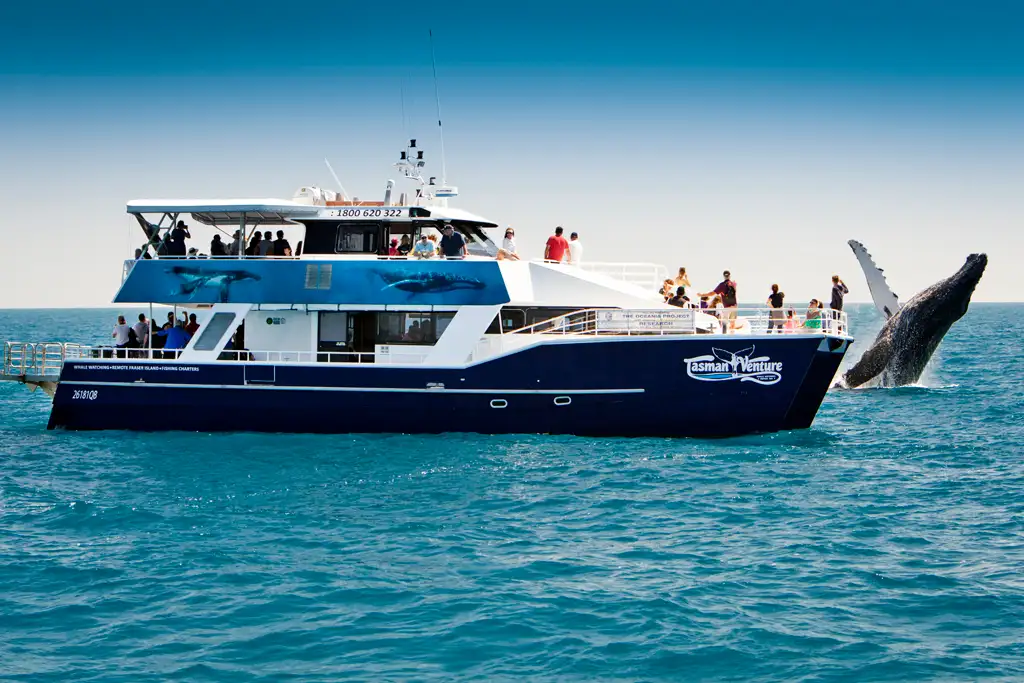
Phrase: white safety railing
[
  {"left": 2, "top": 343, "right": 432, "bottom": 368},
  {"left": 576, "top": 262, "right": 670, "bottom": 292},
  {"left": 2, "top": 342, "right": 83, "bottom": 378},
  {"left": 503, "top": 307, "right": 851, "bottom": 339},
  {"left": 2, "top": 308, "right": 849, "bottom": 379}
]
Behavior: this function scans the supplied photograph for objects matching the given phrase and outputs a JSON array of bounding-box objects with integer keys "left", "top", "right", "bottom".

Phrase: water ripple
[{"left": 0, "top": 305, "right": 1022, "bottom": 680}]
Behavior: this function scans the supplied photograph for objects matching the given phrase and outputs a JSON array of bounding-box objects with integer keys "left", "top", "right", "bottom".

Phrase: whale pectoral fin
[{"left": 848, "top": 240, "right": 902, "bottom": 319}]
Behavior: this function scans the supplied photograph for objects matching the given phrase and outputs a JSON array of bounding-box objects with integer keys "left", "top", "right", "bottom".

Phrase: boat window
[
  {"left": 525, "top": 308, "right": 580, "bottom": 331},
  {"left": 486, "top": 308, "right": 526, "bottom": 334},
  {"left": 435, "top": 312, "right": 455, "bottom": 338},
  {"left": 376, "top": 312, "right": 454, "bottom": 345},
  {"left": 193, "top": 313, "right": 235, "bottom": 351},
  {"left": 336, "top": 221, "right": 380, "bottom": 254},
  {"left": 301, "top": 221, "right": 340, "bottom": 254}
]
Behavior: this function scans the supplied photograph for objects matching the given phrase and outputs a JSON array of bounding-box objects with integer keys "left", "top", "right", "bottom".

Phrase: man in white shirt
[
  {"left": 132, "top": 313, "right": 149, "bottom": 348},
  {"left": 112, "top": 315, "right": 132, "bottom": 352},
  {"left": 568, "top": 232, "right": 583, "bottom": 265}
]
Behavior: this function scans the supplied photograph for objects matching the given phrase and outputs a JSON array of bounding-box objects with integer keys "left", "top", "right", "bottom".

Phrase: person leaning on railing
[{"left": 412, "top": 234, "right": 436, "bottom": 259}]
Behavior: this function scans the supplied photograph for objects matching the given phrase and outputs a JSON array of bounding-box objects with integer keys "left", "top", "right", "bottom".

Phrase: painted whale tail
[{"left": 848, "top": 240, "right": 902, "bottom": 319}]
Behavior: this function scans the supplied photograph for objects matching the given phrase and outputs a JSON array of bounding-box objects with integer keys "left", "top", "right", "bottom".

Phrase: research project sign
[{"left": 595, "top": 309, "right": 695, "bottom": 333}]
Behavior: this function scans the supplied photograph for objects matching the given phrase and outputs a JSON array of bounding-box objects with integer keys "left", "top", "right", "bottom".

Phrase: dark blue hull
[{"left": 47, "top": 336, "right": 850, "bottom": 437}]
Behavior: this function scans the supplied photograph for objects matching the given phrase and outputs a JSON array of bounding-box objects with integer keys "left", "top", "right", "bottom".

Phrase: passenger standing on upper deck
[
  {"left": 544, "top": 226, "right": 569, "bottom": 263},
  {"left": 568, "top": 232, "right": 583, "bottom": 265},
  {"left": 273, "top": 230, "right": 291, "bottom": 257},
  {"left": 700, "top": 271, "right": 738, "bottom": 328},
  {"left": 439, "top": 224, "right": 467, "bottom": 259},
  {"left": 112, "top": 315, "right": 132, "bottom": 351},
  {"left": 767, "top": 284, "right": 785, "bottom": 334},
  {"left": 229, "top": 231, "right": 242, "bottom": 256},
  {"left": 185, "top": 313, "right": 200, "bottom": 337},
  {"left": 260, "top": 231, "right": 274, "bottom": 256},
  {"left": 169, "top": 221, "right": 191, "bottom": 256},
  {"left": 132, "top": 314, "right": 149, "bottom": 348},
  {"left": 412, "top": 233, "right": 436, "bottom": 259},
  {"left": 830, "top": 275, "right": 849, "bottom": 311},
  {"left": 157, "top": 321, "right": 192, "bottom": 354},
  {"left": 246, "top": 232, "right": 262, "bottom": 256},
  {"left": 210, "top": 235, "right": 227, "bottom": 257}
]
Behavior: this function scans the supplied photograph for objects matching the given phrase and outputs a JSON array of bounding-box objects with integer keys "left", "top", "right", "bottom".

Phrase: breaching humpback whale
[{"left": 842, "top": 241, "right": 987, "bottom": 388}]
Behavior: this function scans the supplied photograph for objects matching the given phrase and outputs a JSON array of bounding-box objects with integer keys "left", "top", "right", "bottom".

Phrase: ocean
[{"left": 1, "top": 304, "right": 1022, "bottom": 681}]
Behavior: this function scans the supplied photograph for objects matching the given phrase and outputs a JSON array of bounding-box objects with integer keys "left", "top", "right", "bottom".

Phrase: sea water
[{"left": 0, "top": 304, "right": 1021, "bottom": 681}]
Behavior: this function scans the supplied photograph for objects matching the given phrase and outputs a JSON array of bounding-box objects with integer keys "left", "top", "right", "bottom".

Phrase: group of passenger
[
  {"left": 660, "top": 267, "right": 850, "bottom": 333},
  {"left": 396, "top": 224, "right": 470, "bottom": 259},
  {"left": 135, "top": 226, "right": 295, "bottom": 260},
  {"left": 111, "top": 311, "right": 201, "bottom": 357},
  {"left": 136, "top": 222, "right": 595, "bottom": 264}
]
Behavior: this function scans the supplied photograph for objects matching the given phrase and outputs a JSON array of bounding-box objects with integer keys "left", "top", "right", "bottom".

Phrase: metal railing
[
  {"left": 507, "top": 308, "right": 696, "bottom": 337},
  {"left": 2, "top": 342, "right": 81, "bottom": 378},
  {"left": 577, "top": 261, "right": 670, "bottom": 292},
  {"left": 2, "top": 308, "right": 849, "bottom": 381},
  {"left": 503, "top": 307, "right": 851, "bottom": 338}
]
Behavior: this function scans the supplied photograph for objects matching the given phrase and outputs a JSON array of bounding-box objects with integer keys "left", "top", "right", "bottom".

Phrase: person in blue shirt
[
  {"left": 157, "top": 322, "right": 192, "bottom": 355},
  {"left": 412, "top": 234, "right": 436, "bottom": 259}
]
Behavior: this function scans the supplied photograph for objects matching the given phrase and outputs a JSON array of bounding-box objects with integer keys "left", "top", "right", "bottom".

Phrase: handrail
[
  {"left": 2, "top": 341, "right": 78, "bottom": 378},
  {"left": 504, "top": 306, "right": 851, "bottom": 338},
  {"left": 3, "top": 307, "right": 849, "bottom": 380}
]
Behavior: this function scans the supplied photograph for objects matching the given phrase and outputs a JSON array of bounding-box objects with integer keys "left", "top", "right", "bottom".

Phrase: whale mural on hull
[{"left": 115, "top": 259, "right": 510, "bottom": 306}]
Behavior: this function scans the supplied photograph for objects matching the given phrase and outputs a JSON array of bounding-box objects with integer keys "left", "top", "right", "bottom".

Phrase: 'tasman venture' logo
[{"left": 683, "top": 346, "right": 783, "bottom": 386}]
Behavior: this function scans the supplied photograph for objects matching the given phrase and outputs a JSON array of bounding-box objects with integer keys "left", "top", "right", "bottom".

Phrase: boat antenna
[
  {"left": 429, "top": 29, "right": 447, "bottom": 186},
  {"left": 323, "top": 158, "right": 350, "bottom": 201}
]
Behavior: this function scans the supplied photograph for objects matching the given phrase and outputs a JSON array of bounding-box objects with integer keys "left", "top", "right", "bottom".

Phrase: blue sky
[{"left": 1, "top": 0, "right": 1021, "bottom": 306}]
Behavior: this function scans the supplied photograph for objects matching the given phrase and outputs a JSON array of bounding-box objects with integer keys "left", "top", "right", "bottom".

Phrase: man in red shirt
[
  {"left": 544, "top": 226, "right": 570, "bottom": 263},
  {"left": 184, "top": 313, "right": 200, "bottom": 337}
]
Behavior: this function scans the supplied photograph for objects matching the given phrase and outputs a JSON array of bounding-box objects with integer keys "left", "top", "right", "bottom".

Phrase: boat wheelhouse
[{"left": 2, "top": 143, "right": 853, "bottom": 437}]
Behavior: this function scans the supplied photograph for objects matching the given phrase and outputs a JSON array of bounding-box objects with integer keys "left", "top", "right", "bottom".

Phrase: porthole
[
  {"left": 490, "top": 399, "right": 508, "bottom": 409},
  {"left": 553, "top": 396, "right": 572, "bottom": 406}
]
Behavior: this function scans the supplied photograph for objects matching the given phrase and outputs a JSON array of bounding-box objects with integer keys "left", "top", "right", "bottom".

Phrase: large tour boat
[{"left": 2, "top": 141, "right": 852, "bottom": 437}]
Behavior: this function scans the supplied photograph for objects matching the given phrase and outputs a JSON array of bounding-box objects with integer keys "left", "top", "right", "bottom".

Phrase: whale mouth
[{"left": 960, "top": 253, "right": 988, "bottom": 283}]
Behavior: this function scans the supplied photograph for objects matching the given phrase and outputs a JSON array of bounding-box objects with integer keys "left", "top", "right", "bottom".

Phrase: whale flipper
[{"left": 848, "top": 240, "right": 901, "bottom": 320}]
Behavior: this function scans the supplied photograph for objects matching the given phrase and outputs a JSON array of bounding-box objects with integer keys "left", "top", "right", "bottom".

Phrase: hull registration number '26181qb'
[{"left": 71, "top": 389, "right": 99, "bottom": 400}]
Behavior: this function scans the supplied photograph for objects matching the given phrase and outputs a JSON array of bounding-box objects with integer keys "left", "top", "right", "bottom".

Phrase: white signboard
[
  {"left": 596, "top": 309, "right": 695, "bottom": 333},
  {"left": 325, "top": 208, "right": 408, "bottom": 219}
]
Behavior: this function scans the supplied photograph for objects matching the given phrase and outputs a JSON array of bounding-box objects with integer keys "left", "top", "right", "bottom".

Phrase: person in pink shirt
[{"left": 544, "top": 226, "right": 569, "bottom": 263}]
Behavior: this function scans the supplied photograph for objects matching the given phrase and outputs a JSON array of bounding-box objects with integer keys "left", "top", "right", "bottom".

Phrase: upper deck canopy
[
  {"left": 126, "top": 199, "right": 499, "bottom": 228},
  {"left": 127, "top": 199, "right": 320, "bottom": 225}
]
